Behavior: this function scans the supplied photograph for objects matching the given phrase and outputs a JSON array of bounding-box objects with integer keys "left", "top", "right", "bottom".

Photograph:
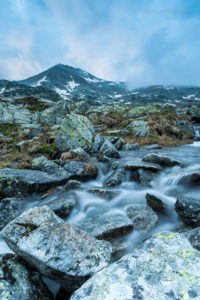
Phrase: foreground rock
[
  {"left": 103, "top": 169, "right": 125, "bottom": 187},
  {"left": 56, "top": 113, "right": 94, "bottom": 152},
  {"left": 143, "top": 153, "right": 180, "bottom": 167},
  {"left": 126, "top": 204, "right": 158, "bottom": 232},
  {"left": 0, "top": 206, "right": 112, "bottom": 292},
  {"left": 70, "top": 232, "right": 200, "bottom": 300},
  {"left": 178, "top": 173, "right": 200, "bottom": 187},
  {"left": 0, "top": 254, "right": 53, "bottom": 300},
  {"left": 175, "top": 195, "right": 200, "bottom": 227},
  {"left": 77, "top": 212, "right": 133, "bottom": 240}
]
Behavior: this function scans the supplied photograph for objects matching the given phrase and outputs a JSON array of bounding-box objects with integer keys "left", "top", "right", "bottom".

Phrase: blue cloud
[{"left": 0, "top": 0, "right": 199, "bottom": 87}]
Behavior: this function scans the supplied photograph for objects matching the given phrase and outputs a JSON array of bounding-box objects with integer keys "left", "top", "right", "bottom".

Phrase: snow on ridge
[
  {"left": 33, "top": 76, "right": 48, "bottom": 87},
  {"left": 67, "top": 80, "right": 80, "bottom": 91},
  {"left": 114, "top": 94, "right": 122, "bottom": 98},
  {"left": 83, "top": 76, "right": 103, "bottom": 84},
  {"left": 54, "top": 87, "right": 70, "bottom": 99},
  {"left": 166, "top": 87, "right": 175, "bottom": 90},
  {"left": 0, "top": 87, "right": 5, "bottom": 94},
  {"left": 183, "top": 94, "right": 195, "bottom": 100}
]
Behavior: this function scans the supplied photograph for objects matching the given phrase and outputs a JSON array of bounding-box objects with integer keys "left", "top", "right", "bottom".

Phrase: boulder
[
  {"left": 77, "top": 212, "right": 133, "bottom": 240},
  {"left": 0, "top": 197, "right": 24, "bottom": 230},
  {"left": 100, "top": 140, "right": 120, "bottom": 158},
  {"left": 88, "top": 188, "right": 120, "bottom": 200},
  {"left": 124, "top": 160, "right": 162, "bottom": 172},
  {"left": 146, "top": 193, "right": 169, "bottom": 214},
  {"left": 70, "top": 232, "right": 200, "bottom": 300},
  {"left": 0, "top": 206, "right": 112, "bottom": 292},
  {"left": 127, "top": 120, "right": 150, "bottom": 137},
  {"left": 63, "top": 161, "right": 98, "bottom": 180},
  {"left": 183, "top": 227, "right": 200, "bottom": 251},
  {"left": 103, "top": 169, "right": 125, "bottom": 187},
  {"left": 113, "top": 138, "right": 123, "bottom": 150},
  {"left": 56, "top": 113, "right": 94, "bottom": 152},
  {"left": 131, "top": 169, "right": 154, "bottom": 187},
  {"left": 126, "top": 204, "right": 158, "bottom": 231},
  {"left": 143, "top": 153, "right": 180, "bottom": 167},
  {"left": 32, "top": 156, "right": 63, "bottom": 174},
  {"left": 92, "top": 134, "right": 104, "bottom": 153},
  {"left": 46, "top": 192, "right": 76, "bottom": 219},
  {"left": 178, "top": 173, "right": 200, "bottom": 187},
  {"left": 175, "top": 195, "right": 200, "bottom": 227},
  {"left": 0, "top": 254, "right": 53, "bottom": 300}
]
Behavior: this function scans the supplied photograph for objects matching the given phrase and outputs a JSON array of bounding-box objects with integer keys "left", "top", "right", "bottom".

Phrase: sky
[{"left": 0, "top": 0, "right": 200, "bottom": 87}]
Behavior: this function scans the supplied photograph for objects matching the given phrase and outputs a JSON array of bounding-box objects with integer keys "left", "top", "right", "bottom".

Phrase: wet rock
[
  {"left": 175, "top": 195, "right": 200, "bottom": 227},
  {"left": 194, "top": 136, "right": 200, "bottom": 141},
  {"left": 178, "top": 173, "right": 200, "bottom": 187},
  {"left": 0, "top": 254, "right": 53, "bottom": 300},
  {"left": 70, "top": 148, "right": 89, "bottom": 158},
  {"left": 92, "top": 134, "right": 104, "bottom": 153},
  {"left": 124, "top": 160, "right": 162, "bottom": 172},
  {"left": 103, "top": 169, "right": 125, "bottom": 187},
  {"left": 111, "top": 161, "right": 120, "bottom": 170},
  {"left": 146, "top": 193, "right": 169, "bottom": 214},
  {"left": 56, "top": 113, "right": 94, "bottom": 152},
  {"left": 100, "top": 140, "right": 120, "bottom": 158},
  {"left": 70, "top": 232, "right": 200, "bottom": 300},
  {"left": 122, "top": 143, "right": 139, "bottom": 151},
  {"left": 77, "top": 212, "right": 133, "bottom": 240},
  {"left": 88, "top": 188, "right": 120, "bottom": 200},
  {"left": 183, "top": 227, "right": 200, "bottom": 251},
  {"left": 143, "top": 153, "right": 180, "bottom": 167},
  {"left": 46, "top": 192, "right": 76, "bottom": 219},
  {"left": 0, "top": 206, "right": 112, "bottom": 292},
  {"left": 0, "top": 168, "right": 72, "bottom": 197},
  {"left": 83, "top": 163, "right": 98, "bottom": 177},
  {"left": 110, "top": 237, "right": 130, "bottom": 258},
  {"left": 126, "top": 204, "right": 158, "bottom": 231},
  {"left": 131, "top": 169, "right": 154, "bottom": 187},
  {"left": 177, "top": 120, "right": 194, "bottom": 135},
  {"left": 143, "top": 144, "right": 160, "bottom": 150},
  {"left": 63, "top": 180, "right": 81, "bottom": 191},
  {"left": 63, "top": 161, "right": 98, "bottom": 181},
  {"left": 0, "top": 197, "right": 24, "bottom": 230},
  {"left": 60, "top": 151, "right": 88, "bottom": 162},
  {"left": 127, "top": 120, "right": 150, "bottom": 137}
]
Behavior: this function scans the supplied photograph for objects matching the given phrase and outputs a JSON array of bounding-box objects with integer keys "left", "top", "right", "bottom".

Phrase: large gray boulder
[
  {"left": 56, "top": 113, "right": 94, "bottom": 152},
  {"left": 0, "top": 254, "right": 53, "bottom": 300},
  {"left": 0, "top": 206, "right": 112, "bottom": 292},
  {"left": 70, "top": 231, "right": 200, "bottom": 300}
]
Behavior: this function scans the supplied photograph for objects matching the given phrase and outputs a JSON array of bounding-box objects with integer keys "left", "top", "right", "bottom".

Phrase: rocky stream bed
[{"left": 0, "top": 139, "right": 200, "bottom": 299}]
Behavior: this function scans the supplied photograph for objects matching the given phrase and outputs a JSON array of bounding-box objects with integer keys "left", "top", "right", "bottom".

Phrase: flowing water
[{"left": 1, "top": 141, "right": 200, "bottom": 297}]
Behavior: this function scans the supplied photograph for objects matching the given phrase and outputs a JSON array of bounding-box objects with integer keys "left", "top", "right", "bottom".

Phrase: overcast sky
[{"left": 0, "top": 0, "right": 200, "bottom": 87}]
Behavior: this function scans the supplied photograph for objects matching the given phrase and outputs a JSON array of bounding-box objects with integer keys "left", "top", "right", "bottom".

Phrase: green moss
[
  {"left": 0, "top": 124, "right": 20, "bottom": 136},
  {"left": 16, "top": 223, "right": 38, "bottom": 237},
  {"left": 36, "top": 143, "right": 57, "bottom": 155}
]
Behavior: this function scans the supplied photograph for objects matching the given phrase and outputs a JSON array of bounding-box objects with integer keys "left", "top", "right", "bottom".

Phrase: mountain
[
  {"left": 19, "top": 64, "right": 127, "bottom": 105},
  {"left": 0, "top": 64, "right": 200, "bottom": 106}
]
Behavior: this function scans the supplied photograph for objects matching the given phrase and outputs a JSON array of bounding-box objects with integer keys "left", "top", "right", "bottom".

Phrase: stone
[
  {"left": 124, "top": 160, "right": 162, "bottom": 172},
  {"left": 183, "top": 227, "right": 200, "bottom": 251},
  {"left": 32, "top": 156, "right": 63, "bottom": 174},
  {"left": 127, "top": 120, "right": 150, "bottom": 137},
  {"left": 113, "top": 138, "right": 123, "bottom": 150},
  {"left": 27, "top": 127, "right": 45, "bottom": 139},
  {"left": 100, "top": 140, "right": 120, "bottom": 158},
  {"left": 146, "top": 193, "right": 169, "bottom": 214},
  {"left": 63, "top": 161, "right": 98, "bottom": 181},
  {"left": 178, "top": 173, "right": 200, "bottom": 187},
  {"left": 88, "top": 188, "right": 120, "bottom": 200},
  {"left": 92, "top": 134, "right": 104, "bottom": 153},
  {"left": 175, "top": 195, "right": 200, "bottom": 227},
  {"left": 63, "top": 180, "right": 81, "bottom": 191},
  {"left": 0, "top": 198, "right": 24, "bottom": 230},
  {"left": 56, "top": 113, "right": 94, "bottom": 152},
  {"left": 131, "top": 169, "right": 154, "bottom": 187},
  {"left": 0, "top": 254, "right": 53, "bottom": 300},
  {"left": 46, "top": 192, "right": 76, "bottom": 219},
  {"left": 126, "top": 204, "right": 158, "bottom": 231},
  {"left": 103, "top": 169, "right": 125, "bottom": 187},
  {"left": 70, "top": 148, "right": 89, "bottom": 158},
  {"left": 0, "top": 206, "right": 112, "bottom": 292},
  {"left": 143, "top": 153, "right": 180, "bottom": 167},
  {"left": 70, "top": 232, "right": 200, "bottom": 300},
  {"left": 77, "top": 212, "right": 133, "bottom": 240}
]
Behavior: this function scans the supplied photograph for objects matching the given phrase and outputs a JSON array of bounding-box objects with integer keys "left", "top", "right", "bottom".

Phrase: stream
[{"left": 1, "top": 141, "right": 200, "bottom": 297}]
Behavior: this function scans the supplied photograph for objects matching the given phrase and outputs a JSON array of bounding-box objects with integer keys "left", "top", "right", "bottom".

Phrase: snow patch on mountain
[
  {"left": 32, "top": 76, "right": 48, "bottom": 87},
  {"left": 67, "top": 80, "right": 80, "bottom": 91},
  {"left": 54, "top": 87, "right": 70, "bottom": 99},
  {"left": 0, "top": 88, "right": 5, "bottom": 94}
]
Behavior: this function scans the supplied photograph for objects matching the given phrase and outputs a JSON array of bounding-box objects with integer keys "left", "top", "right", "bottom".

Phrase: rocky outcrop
[
  {"left": 70, "top": 232, "right": 200, "bottom": 300},
  {"left": 127, "top": 120, "right": 150, "bottom": 137},
  {"left": 0, "top": 254, "right": 53, "bottom": 300},
  {"left": 0, "top": 206, "right": 112, "bottom": 292},
  {"left": 56, "top": 113, "right": 94, "bottom": 152}
]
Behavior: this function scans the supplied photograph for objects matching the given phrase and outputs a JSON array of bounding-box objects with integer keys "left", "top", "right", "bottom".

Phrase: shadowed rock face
[
  {"left": 0, "top": 206, "right": 112, "bottom": 292},
  {"left": 143, "top": 153, "right": 181, "bottom": 167},
  {"left": 175, "top": 195, "right": 200, "bottom": 227},
  {"left": 70, "top": 232, "right": 200, "bottom": 300},
  {"left": 0, "top": 254, "right": 53, "bottom": 300}
]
